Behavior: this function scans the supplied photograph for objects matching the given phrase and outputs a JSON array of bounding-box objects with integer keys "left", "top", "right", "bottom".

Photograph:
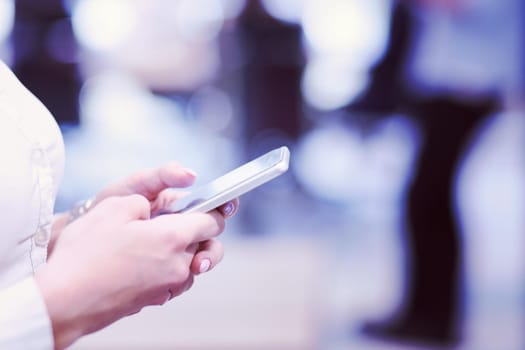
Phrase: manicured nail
[
  {"left": 182, "top": 168, "right": 197, "bottom": 177},
  {"left": 222, "top": 202, "right": 235, "bottom": 216},
  {"left": 199, "top": 259, "right": 211, "bottom": 273}
]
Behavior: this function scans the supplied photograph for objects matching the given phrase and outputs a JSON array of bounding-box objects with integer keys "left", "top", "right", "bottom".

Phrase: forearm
[{"left": 34, "top": 267, "right": 87, "bottom": 350}]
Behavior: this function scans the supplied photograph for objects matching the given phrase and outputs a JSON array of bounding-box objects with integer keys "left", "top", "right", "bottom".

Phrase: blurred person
[
  {"left": 346, "top": 0, "right": 509, "bottom": 346},
  {"left": 12, "top": 0, "right": 81, "bottom": 125},
  {"left": 0, "top": 59, "right": 239, "bottom": 350},
  {"left": 227, "top": 0, "right": 305, "bottom": 232},
  {"left": 236, "top": 0, "right": 305, "bottom": 159}
]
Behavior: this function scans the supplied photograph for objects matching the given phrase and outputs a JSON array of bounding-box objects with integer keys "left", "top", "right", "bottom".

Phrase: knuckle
[
  {"left": 126, "top": 306, "right": 143, "bottom": 316},
  {"left": 127, "top": 170, "right": 149, "bottom": 184},
  {"left": 129, "top": 193, "right": 149, "bottom": 206},
  {"left": 128, "top": 194, "right": 151, "bottom": 211},
  {"left": 171, "top": 263, "right": 191, "bottom": 282},
  {"left": 106, "top": 196, "right": 122, "bottom": 205},
  {"left": 98, "top": 196, "right": 121, "bottom": 210},
  {"left": 152, "top": 293, "right": 169, "bottom": 306},
  {"left": 165, "top": 227, "right": 191, "bottom": 247}
]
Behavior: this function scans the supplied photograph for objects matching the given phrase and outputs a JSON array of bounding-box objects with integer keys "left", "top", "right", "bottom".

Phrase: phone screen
[{"left": 167, "top": 146, "right": 289, "bottom": 213}]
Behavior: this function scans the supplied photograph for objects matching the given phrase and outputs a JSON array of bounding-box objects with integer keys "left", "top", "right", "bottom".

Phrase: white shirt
[{"left": 0, "top": 60, "right": 65, "bottom": 349}]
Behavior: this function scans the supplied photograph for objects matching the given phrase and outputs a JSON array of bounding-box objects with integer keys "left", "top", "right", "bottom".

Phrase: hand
[
  {"left": 154, "top": 189, "right": 239, "bottom": 275},
  {"left": 36, "top": 194, "right": 230, "bottom": 350},
  {"left": 50, "top": 163, "right": 239, "bottom": 275},
  {"left": 49, "top": 163, "right": 195, "bottom": 250}
]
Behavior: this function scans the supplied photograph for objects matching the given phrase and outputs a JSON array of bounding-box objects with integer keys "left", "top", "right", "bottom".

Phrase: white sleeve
[{"left": 0, "top": 277, "right": 54, "bottom": 350}]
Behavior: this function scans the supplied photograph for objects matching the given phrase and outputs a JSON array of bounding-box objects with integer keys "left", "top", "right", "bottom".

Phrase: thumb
[{"left": 89, "top": 194, "right": 152, "bottom": 223}]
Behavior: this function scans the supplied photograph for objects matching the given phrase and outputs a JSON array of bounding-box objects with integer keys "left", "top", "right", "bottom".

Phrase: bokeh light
[
  {"left": 302, "top": 0, "right": 390, "bottom": 63},
  {"left": 175, "top": 0, "right": 224, "bottom": 43},
  {"left": 219, "top": 0, "right": 247, "bottom": 20},
  {"left": 294, "top": 116, "right": 418, "bottom": 203},
  {"left": 294, "top": 123, "right": 364, "bottom": 202},
  {"left": 0, "top": 0, "right": 14, "bottom": 43},
  {"left": 71, "top": 0, "right": 139, "bottom": 51},
  {"left": 78, "top": 72, "right": 191, "bottom": 147},
  {"left": 187, "top": 86, "right": 234, "bottom": 133},
  {"left": 301, "top": 57, "right": 369, "bottom": 110},
  {"left": 300, "top": 0, "right": 390, "bottom": 111},
  {"left": 261, "top": 0, "right": 304, "bottom": 24}
]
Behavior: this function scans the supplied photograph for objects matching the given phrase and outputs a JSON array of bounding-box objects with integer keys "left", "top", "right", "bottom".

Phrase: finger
[
  {"left": 167, "top": 275, "right": 194, "bottom": 301},
  {"left": 217, "top": 198, "right": 239, "bottom": 218},
  {"left": 190, "top": 239, "right": 224, "bottom": 275},
  {"left": 123, "top": 163, "right": 197, "bottom": 200},
  {"left": 182, "top": 275, "right": 195, "bottom": 293},
  {"left": 149, "top": 210, "right": 226, "bottom": 245},
  {"left": 186, "top": 242, "right": 199, "bottom": 255},
  {"left": 150, "top": 189, "right": 190, "bottom": 216}
]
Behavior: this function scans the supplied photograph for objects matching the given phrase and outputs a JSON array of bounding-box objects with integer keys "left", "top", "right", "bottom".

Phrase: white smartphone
[{"left": 164, "top": 146, "right": 290, "bottom": 214}]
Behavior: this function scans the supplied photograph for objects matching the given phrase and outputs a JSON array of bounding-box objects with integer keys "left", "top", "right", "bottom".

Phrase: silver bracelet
[{"left": 67, "top": 197, "right": 95, "bottom": 223}]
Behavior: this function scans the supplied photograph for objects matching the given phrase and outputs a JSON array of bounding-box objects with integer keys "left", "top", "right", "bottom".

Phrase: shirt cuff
[{"left": 0, "top": 276, "right": 54, "bottom": 350}]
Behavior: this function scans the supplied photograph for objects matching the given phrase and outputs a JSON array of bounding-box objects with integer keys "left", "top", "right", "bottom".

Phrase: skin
[{"left": 36, "top": 163, "right": 238, "bottom": 350}]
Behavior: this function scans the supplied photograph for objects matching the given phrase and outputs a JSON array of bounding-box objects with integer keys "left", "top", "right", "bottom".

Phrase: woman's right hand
[{"left": 35, "top": 194, "right": 228, "bottom": 350}]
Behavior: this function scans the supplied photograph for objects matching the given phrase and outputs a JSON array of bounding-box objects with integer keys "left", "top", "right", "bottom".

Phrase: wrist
[
  {"left": 49, "top": 213, "right": 68, "bottom": 256},
  {"left": 35, "top": 266, "right": 87, "bottom": 350},
  {"left": 67, "top": 198, "right": 95, "bottom": 224}
]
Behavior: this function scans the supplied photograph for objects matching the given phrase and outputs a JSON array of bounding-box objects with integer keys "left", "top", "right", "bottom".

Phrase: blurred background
[{"left": 1, "top": 0, "right": 524, "bottom": 349}]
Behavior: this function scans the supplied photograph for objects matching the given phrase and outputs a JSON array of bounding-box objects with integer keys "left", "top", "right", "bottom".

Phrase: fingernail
[
  {"left": 199, "top": 259, "right": 211, "bottom": 273},
  {"left": 182, "top": 167, "right": 197, "bottom": 177},
  {"left": 222, "top": 202, "right": 235, "bottom": 216}
]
